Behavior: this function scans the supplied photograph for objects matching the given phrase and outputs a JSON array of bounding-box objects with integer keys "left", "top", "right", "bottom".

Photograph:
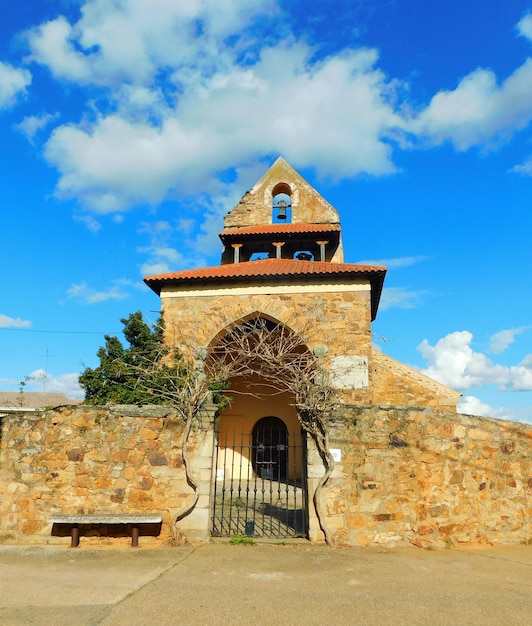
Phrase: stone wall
[
  {"left": 321, "top": 405, "right": 532, "bottom": 547},
  {"left": 162, "top": 289, "right": 374, "bottom": 404},
  {"left": 372, "top": 351, "right": 461, "bottom": 410},
  {"left": 0, "top": 405, "right": 216, "bottom": 546},
  {"left": 223, "top": 157, "right": 341, "bottom": 234},
  {"left": 1, "top": 404, "right": 530, "bottom": 548}
]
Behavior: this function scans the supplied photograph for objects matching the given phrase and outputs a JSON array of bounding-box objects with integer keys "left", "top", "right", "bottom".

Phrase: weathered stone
[
  {"left": 127, "top": 449, "right": 145, "bottom": 465},
  {"left": 86, "top": 449, "right": 108, "bottom": 463},
  {"left": 468, "top": 428, "right": 492, "bottom": 441},
  {"left": 110, "top": 449, "right": 128, "bottom": 463},
  {"left": 420, "top": 452, "right": 439, "bottom": 464},
  {"left": 389, "top": 434, "right": 408, "bottom": 448},
  {"left": 138, "top": 475, "right": 154, "bottom": 491},
  {"left": 71, "top": 476, "right": 91, "bottom": 489},
  {"left": 146, "top": 451, "right": 168, "bottom": 466},
  {"left": 139, "top": 427, "right": 158, "bottom": 441},
  {"left": 430, "top": 504, "right": 450, "bottom": 517},
  {"left": 110, "top": 489, "right": 125, "bottom": 503},
  {"left": 449, "top": 469, "right": 465, "bottom": 485},
  {"left": 501, "top": 442, "right": 516, "bottom": 454},
  {"left": 66, "top": 448, "right": 85, "bottom": 462}
]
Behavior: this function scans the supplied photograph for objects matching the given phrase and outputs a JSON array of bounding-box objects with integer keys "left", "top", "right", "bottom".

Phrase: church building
[
  {"left": 143, "top": 157, "right": 462, "bottom": 542},
  {"left": 144, "top": 157, "right": 460, "bottom": 414},
  {"left": 1, "top": 158, "right": 529, "bottom": 549}
]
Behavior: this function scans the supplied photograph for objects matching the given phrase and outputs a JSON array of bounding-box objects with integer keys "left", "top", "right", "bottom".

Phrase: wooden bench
[{"left": 48, "top": 514, "right": 162, "bottom": 547}]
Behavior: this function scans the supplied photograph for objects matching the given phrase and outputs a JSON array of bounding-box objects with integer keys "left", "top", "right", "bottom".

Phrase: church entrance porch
[{"left": 211, "top": 418, "right": 308, "bottom": 539}]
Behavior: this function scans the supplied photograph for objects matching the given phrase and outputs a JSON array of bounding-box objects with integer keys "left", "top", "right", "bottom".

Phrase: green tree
[
  {"left": 79, "top": 311, "right": 187, "bottom": 405},
  {"left": 79, "top": 311, "right": 232, "bottom": 534}
]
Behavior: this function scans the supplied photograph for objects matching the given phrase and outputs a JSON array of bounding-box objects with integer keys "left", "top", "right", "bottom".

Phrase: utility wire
[{"left": 0, "top": 328, "right": 107, "bottom": 335}]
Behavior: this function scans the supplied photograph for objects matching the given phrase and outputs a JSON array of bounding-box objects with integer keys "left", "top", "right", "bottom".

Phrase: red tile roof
[
  {"left": 219, "top": 223, "right": 340, "bottom": 238},
  {"left": 144, "top": 258, "right": 386, "bottom": 319}
]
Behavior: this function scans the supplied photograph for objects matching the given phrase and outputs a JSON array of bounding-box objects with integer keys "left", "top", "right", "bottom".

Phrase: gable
[{"left": 224, "top": 157, "right": 340, "bottom": 229}]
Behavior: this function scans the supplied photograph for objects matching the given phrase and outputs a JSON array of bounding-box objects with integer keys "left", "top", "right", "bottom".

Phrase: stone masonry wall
[
  {"left": 223, "top": 157, "right": 341, "bottom": 230},
  {"left": 372, "top": 351, "right": 461, "bottom": 410},
  {"left": 0, "top": 405, "right": 216, "bottom": 546},
  {"left": 319, "top": 405, "right": 532, "bottom": 547},
  {"left": 1, "top": 404, "right": 530, "bottom": 548},
  {"left": 162, "top": 289, "right": 374, "bottom": 404}
]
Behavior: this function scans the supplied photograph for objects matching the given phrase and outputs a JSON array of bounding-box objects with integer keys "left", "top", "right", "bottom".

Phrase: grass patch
[{"left": 229, "top": 536, "right": 255, "bottom": 545}]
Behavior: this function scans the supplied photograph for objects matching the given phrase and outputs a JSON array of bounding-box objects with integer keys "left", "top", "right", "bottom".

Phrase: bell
[{"left": 277, "top": 199, "right": 287, "bottom": 220}]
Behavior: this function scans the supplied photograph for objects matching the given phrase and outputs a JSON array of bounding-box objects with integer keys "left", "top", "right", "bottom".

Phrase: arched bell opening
[{"left": 272, "top": 182, "right": 292, "bottom": 223}]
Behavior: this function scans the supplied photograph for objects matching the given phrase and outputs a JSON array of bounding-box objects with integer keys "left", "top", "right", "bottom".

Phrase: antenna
[{"left": 41, "top": 349, "right": 55, "bottom": 392}]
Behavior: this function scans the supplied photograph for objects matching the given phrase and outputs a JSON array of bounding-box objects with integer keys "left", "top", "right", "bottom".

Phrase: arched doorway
[
  {"left": 209, "top": 314, "right": 309, "bottom": 539},
  {"left": 252, "top": 416, "right": 288, "bottom": 481}
]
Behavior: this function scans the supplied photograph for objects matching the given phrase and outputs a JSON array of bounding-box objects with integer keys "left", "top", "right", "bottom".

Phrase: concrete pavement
[{"left": 1, "top": 542, "right": 531, "bottom": 625}]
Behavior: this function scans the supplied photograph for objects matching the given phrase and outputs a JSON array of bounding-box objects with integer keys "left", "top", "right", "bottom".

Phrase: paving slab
[
  {"left": 0, "top": 545, "right": 192, "bottom": 625},
  {"left": 1, "top": 543, "right": 531, "bottom": 625}
]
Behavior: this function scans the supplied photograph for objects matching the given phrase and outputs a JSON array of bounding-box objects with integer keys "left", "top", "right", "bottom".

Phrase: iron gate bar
[{"left": 211, "top": 427, "right": 308, "bottom": 539}]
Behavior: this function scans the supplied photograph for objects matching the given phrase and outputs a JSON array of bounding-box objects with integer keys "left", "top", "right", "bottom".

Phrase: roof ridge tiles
[
  {"left": 144, "top": 258, "right": 386, "bottom": 282},
  {"left": 219, "top": 223, "right": 341, "bottom": 237}
]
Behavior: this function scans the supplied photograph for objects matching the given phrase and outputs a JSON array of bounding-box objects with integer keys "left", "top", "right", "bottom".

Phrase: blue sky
[{"left": 0, "top": 0, "right": 530, "bottom": 423}]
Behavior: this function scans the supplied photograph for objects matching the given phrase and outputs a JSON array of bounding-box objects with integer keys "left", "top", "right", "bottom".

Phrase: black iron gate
[{"left": 211, "top": 422, "right": 308, "bottom": 539}]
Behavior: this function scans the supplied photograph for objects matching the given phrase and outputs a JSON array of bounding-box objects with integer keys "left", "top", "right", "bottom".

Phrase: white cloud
[
  {"left": 511, "top": 156, "right": 532, "bottom": 175},
  {"left": 0, "top": 377, "right": 18, "bottom": 385},
  {"left": 19, "top": 1, "right": 532, "bottom": 234},
  {"left": 67, "top": 281, "right": 130, "bottom": 303},
  {"left": 26, "top": 16, "right": 93, "bottom": 83},
  {"left": 0, "top": 61, "right": 31, "bottom": 109},
  {"left": 489, "top": 326, "right": 529, "bottom": 354},
  {"left": 141, "top": 262, "right": 171, "bottom": 276},
  {"left": 43, "top": 45, "right": 403, "bottom": 212},
  {"left": 458, "top": 395, "right": 496, "bottom": 418},
  {"left": 138, "top": 221, "right": 173, "bottom": 236},
  {"left": 153, "top": 247, "right": 181, "bottom": 263},
  {"left": 0, "top": 314, "right": 31, "bottom": 328},
  {"left": 517, "top": 13, "right": 532, "bottom": 41},
  {"left": 26, "top": 0, "right": 276, "bottom": 87},
  {"left": 458, "top": 395, "right": 531, "bottom": 424},
  {"left": 139, "top": 246, "right": 183, "bottom": 276},
  {"left": 27, "top": 369, "right": 84, "bottom": 399},
  {"left": 356, "top": 256, "right": 428, "bottom": 269},
  {"left": 73, "top": 212, "right": 102, "bottom": 232},
  {"left": 379, "top": 287, "right": 427, "bottom": 310},
  {"left": 410, "top": 60, "right": 532, "bottom": 150},
  {"left": 137, "top": 219, "right": 189, "bottom": 276},
  {"left": 418, "top": 331, "right": 532, "bottom": 391},
  {"left": 22, "top": 0, "right": 403, "bottom": 214},
  {"left": 16, "top": 112, "right": 58, "bottom": 141}
]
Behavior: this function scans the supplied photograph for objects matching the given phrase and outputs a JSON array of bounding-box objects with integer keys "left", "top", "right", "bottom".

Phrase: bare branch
[{"left": 89, "top": 311, "right": 342, "bottom": 545}]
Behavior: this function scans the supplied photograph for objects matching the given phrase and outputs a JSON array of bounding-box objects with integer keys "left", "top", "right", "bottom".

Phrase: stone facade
[
  {"left": 371, "top": 351, "right": 461, "bottom": 410},
  {"left": 322, "top": 405, "right": 532, "bottom": 547},
  {"left": 0, "top": 405, "right": 216, "bottom": 546},
  {"left": 1, "top": 404, "right": 530, "bottom": 547},
  {"left": 223, "top": 157, "right": 341, "bottom": 232},
  {"left": 162, "top": 289, "right": 374, "bottom": 404},
  {"left": 148, "top": 157, "right": 460, "bottom": 412}
]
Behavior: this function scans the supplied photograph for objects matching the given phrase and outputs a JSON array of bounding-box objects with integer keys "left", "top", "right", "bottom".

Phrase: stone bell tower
[
  {"left": 220, "top": 156, "right": 344, "bottom": 265},
  {"left": 144, "top": 157, "right": 459, "bottom": 410}
]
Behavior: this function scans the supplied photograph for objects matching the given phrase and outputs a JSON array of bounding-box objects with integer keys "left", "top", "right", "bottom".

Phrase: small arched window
[{"left": 272, "top": 182, "right": 292, "bottom": 224}]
